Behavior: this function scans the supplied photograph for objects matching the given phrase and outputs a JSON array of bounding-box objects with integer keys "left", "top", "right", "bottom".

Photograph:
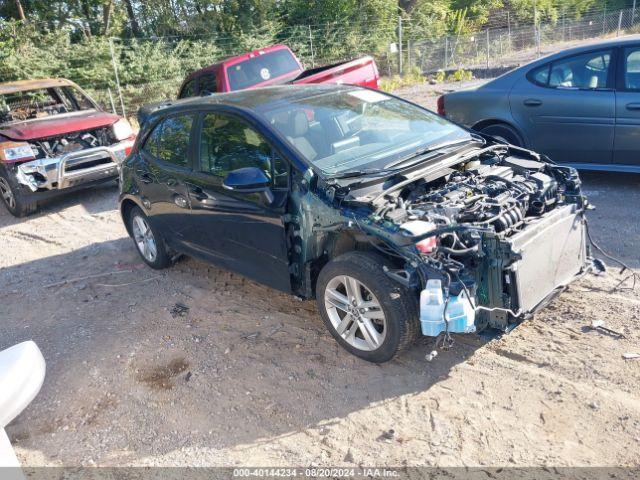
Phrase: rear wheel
[
  {"left": 0, "top": 171, "right": 37, "bottom": 217},
  {"left": 316, "top": 252, "right": 419, "bottom": 363},
  {"left": 480, "top": 123, "right": 524, "bottom": 147},
  {"left": 128, "top": 206, "right": 171, "bottom": 269}
]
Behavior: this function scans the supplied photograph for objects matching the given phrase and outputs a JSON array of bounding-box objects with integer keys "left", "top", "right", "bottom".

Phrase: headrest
[{"left": 288, "top": 110, "right": 309, "bottom": 138}]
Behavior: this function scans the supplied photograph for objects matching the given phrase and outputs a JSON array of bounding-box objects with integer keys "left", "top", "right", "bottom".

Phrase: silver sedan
[{"left": 438, "top": 36, "right": 640, "bottom": 173}]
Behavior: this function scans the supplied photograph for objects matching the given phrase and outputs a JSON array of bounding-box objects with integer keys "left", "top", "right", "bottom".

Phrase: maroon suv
[{"left": 0, "top": 78, "right": 135, "bottom": 217}]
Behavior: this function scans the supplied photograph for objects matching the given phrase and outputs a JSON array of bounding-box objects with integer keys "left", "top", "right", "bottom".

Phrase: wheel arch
[
  {"left": 471, "top": 119, "right": 528, "bottom": 147},
  {"left": 119, "top": 196, "right": 145, "bottom": 237}
]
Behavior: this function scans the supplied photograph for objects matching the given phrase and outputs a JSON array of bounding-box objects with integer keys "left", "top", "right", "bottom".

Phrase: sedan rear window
[{"left": 227, "top": 49, "right": 301, "bottom": 91}]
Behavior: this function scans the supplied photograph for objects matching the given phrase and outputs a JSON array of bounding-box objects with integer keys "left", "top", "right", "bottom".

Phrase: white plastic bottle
[{"left": 420, "top": 279, "right": 446, "bottom": 336}]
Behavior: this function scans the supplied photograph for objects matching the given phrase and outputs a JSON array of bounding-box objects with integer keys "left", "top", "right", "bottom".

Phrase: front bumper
[
  {"left": 14, "top": 140, "right": 134, "bottom": 192},
  {"left": 418, "top": 203, "right": 589, "bottom": 336},
  {"left": 477, "top": 202, "right": 589, "bottom": 330}
]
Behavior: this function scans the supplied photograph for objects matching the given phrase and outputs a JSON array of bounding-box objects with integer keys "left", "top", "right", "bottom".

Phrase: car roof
[
  {"left": 148, "top": 83, "right": 361, "bottom": 117},
  {"left": 477, "top": 35, "right": 640, "bottom": 89},
  {"left": 534, "top": 34, "right": 640, "bottom": 62},
  {"left": 0, "top": 78, "right": 78, "bottom": 95}
]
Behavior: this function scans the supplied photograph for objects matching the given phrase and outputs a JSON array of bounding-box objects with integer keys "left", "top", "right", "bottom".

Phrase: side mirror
[{"left": 223, "top": 167, "right": 270, "bottom": 192}]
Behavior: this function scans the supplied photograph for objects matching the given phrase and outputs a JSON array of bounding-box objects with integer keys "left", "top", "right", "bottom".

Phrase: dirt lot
[{"left": 1, "top": 86, "right": 640, "bottom": 467}]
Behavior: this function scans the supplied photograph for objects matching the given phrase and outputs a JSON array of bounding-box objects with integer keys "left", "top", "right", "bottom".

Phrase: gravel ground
[{"left": 1, "top": 87, "right": 639, "bottom": 467}]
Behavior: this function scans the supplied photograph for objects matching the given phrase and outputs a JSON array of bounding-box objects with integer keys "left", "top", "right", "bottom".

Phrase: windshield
[
  {"left": 258, "top": 89, "right": 471, "bottom": 175},
  {"left": 0, "top": 86, "right": 96, "bottom": 125},
  {"left": 227, "top": 49, "right": 301, "bottom": 91}
]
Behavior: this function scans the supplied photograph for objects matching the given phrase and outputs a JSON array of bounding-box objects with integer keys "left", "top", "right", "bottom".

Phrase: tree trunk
[
  {"left": 398, "top": 0, "right": 418, "bottom": 13},
  {"left": 14, "top": 0, "right": 26, "bottom": 21},
  {"left": 103, "top": 0, "right": 114, "bottom": 35},
  {"left": 124, "top": 0, "right": 142, "bottom": 37}
]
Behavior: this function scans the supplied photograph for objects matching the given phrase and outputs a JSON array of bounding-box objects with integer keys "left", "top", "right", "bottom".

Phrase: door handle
[
  {"left": 188, "top": 186, "right": 209, "bottom": 201},
  {"left": 626, "top": 103, "right": 640, "bottom": 111},
  {"left": 138, "top": 172, "right": 153, "bottom": 184},
  {"left": 523, "top": 99, "right": 542, "bottom": 107}
]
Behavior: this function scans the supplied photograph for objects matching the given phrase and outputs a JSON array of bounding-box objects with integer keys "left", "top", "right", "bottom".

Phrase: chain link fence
[
  {"left": 405, "top": 6, "right": 640, "bottom": 77},
  {"left": 93, "top": 4, "right": 640, "bottom": 121}
]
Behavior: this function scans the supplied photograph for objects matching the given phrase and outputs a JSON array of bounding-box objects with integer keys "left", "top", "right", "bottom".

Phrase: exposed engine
[
  {"left": 31, "top": 127, "right": 114, "bottom": 159},
  {"left": 364, "top": 147, "right": 589, "bottom": 336},
  {"left": 379, "top": 153, "right": 581, "bottom": 250}
]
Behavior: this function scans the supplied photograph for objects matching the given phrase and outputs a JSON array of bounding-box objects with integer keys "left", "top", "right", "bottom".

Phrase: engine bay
[
  {"left": 348, "top": 145, "right": 590, "bottom": 336},
  {"left": 30, "top": 128, "right": 114, "bottom": 159},
  {"left": 380, "top": 153, "right": 581, "bottom": 239}
]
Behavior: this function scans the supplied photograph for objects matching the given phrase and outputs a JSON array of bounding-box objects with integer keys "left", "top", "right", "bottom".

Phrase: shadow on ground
[
  {"left": 0, "top": 237, "right": 489, "bottom": 465},
  {"left": 0, "top": 181, "right": 118, "bottom": 230},
  {"left": 0, "top": 171, "right": 636, "bottom": 465}
]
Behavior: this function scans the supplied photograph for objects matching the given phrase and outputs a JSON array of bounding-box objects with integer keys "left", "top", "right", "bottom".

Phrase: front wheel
[
  {"left": 0, "top": 172, "right": 37, "bottom": 217},
  {"left": 127, "top": 206, "right": 172, "bottom": 269},
  {"left": 316, "top": 252, "right": 419, "bottom": 363}
]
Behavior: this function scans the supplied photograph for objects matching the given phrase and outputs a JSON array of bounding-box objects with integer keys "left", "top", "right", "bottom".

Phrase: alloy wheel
[
  {"left": 132, "top": 214, "right": 158, "bottom": 262},
  {"left": 0, "top": 178, "right": 16, "bottom": 210},
  {"left": 324, "top": 275, "right": 387, "bottom": 351}
]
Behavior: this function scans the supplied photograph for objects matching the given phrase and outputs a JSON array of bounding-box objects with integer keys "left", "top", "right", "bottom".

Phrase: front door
[
  {"left": 185, "top": 111, "right": 292, "bottom": 292},
  {"left": 510, "top": 48, "right": 616, "bottom": 165},
  {"left": 136, "top": 113, "right": 197, "bottom": 243},
  {"left": 614, "top": 45, "right": 640, "bottom": 167}
]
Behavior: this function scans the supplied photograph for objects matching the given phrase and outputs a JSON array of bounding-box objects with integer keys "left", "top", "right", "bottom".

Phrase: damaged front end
[
  {"left": 2, "top": 129, "right": 133, "bottom": 193},
  {"left": 298, "top": 143, "right": 593, "bottom": 338}
]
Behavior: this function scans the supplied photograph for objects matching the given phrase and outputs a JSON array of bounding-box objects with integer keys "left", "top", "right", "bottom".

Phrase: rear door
[
  {"left": 136, "top": 113, "right": 196, "bottom": 242},
  {"left": 614, "top": 45, "right": 640, "bottom": 167},
  {"left": 509, "top": 49, "right": 616, "bottom": 165},
  {"left": 185, "top": 110, "right": 292, "bottom": 292}
]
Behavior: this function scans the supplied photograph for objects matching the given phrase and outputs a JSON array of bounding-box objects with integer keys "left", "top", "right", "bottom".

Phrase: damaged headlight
[
  {"left": 0, "top": 142, "right": 36, "bottom": 163},
  {"left": 111, "top": 119, "right": 134, "bottom": 142}
]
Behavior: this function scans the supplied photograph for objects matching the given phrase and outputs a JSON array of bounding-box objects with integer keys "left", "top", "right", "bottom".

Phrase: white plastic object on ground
[
  {"left": 0, "top": 341, "right": 46, "bottom": 468},
  {"left": 420, "top": 279, "right": 476, "bottom": 336}
]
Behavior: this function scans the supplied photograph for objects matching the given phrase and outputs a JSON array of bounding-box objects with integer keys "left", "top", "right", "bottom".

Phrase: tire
[
  {"left": 316, "top": 251, "right": 419, "bottom": 363},
  {"left": 127, "top": 206, "right": 172, "bottom": 269},
  {"left": 0, "top": 170, "right": 37, "bottom": 217},
  {"left": 480, "top": 123, "right": 524, "bottom": 147}
]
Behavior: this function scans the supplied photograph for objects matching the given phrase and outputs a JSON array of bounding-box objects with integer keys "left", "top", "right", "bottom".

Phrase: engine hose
[
  {"left": 438, "top": 244, "right": 479, "bottom": 255},
  {"left": 585, "top": 218, "right": 639, "bottom": 291}
]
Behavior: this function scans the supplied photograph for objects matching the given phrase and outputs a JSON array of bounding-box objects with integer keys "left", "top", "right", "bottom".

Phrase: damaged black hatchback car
[{"left": 120, "top": 84, "right": 594, "bottom": 363}]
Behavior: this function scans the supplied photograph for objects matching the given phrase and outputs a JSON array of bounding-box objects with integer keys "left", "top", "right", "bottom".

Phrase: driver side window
[{"left": 199, "top": 113, "right": 288, "bottom": 188}]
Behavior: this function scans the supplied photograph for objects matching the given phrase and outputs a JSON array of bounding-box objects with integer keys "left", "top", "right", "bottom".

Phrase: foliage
[
  {"left": 0, "top": 0, "right": 636, "bottom": 114},
  {"left": 379, "top": 66, "right": 426, "bottom": 91},
  {"left": 447, "top": 68, "right": 473, "bottom": 81}
]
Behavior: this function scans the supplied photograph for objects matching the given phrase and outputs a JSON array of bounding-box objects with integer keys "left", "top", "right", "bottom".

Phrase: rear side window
[
  {"left": 143, "top": 114, "right": 194, "bottom": 167},
  {"left": 528, "top": 50, "right": 612, "bottom": 89},
  {"left": 199, "top": 74, "right": 217, "bottom": 94},
  {"left": 179, "top": 79, "right": 197, "bottom": 99},
  {"left": 528, "top": 65, "right": 550, "bottom": 86},
  {"left": 624, "top": 47, "right": 640, "bottom": 90},
  {"left": 227, "top": 49, "right": 300, "bottom": 91}
]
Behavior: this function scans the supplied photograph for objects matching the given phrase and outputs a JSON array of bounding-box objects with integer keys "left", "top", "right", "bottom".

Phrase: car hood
[{"left": 0, "top": 110, "right": 120, "bottom": 141}]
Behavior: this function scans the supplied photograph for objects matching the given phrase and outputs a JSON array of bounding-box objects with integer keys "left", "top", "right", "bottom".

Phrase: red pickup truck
[{"left": 177, "top": 44, "right": 379, "bottom": 98}]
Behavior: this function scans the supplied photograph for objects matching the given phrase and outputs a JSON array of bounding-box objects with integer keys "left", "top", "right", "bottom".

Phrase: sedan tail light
[{"left": 437, "top": 96, "right": 445, "bottom": 116}]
